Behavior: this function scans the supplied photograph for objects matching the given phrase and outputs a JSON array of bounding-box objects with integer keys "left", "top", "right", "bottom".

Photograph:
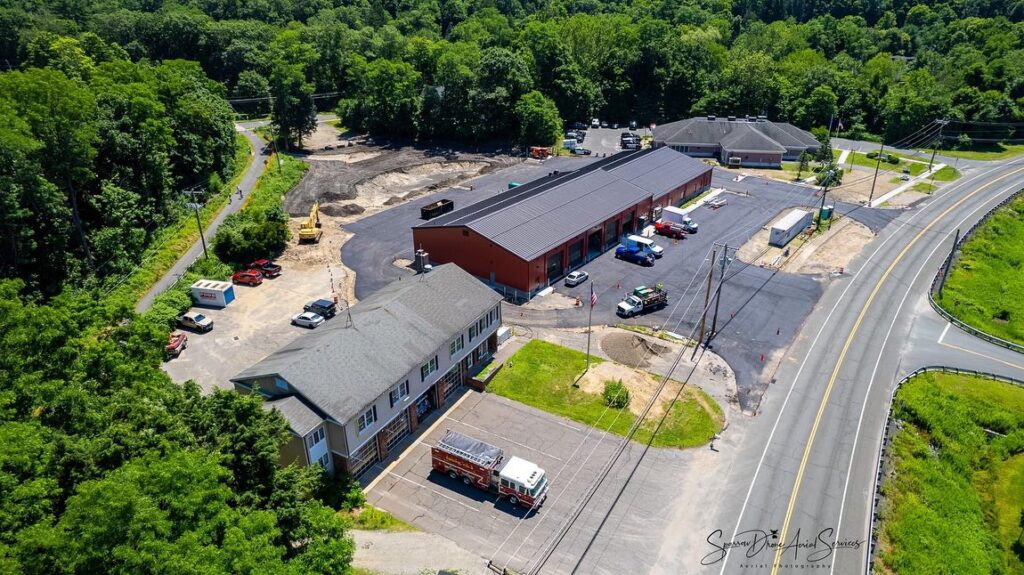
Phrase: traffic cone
[
  {"left": 760, "top": 354, "right": 764, "bottom": 362},
  {"left": 616, "top": 281, "right": 621, "bottom": 289}
]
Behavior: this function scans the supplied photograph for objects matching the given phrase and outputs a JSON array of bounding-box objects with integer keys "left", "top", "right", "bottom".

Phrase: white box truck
[
  {"left": 190, "top": 280, "right": 236, "bottom": 308},
  {"left": 769, "top": 209, "right": 812, "bottom": 247}
]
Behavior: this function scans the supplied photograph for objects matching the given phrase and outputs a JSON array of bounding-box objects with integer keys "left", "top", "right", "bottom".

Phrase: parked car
[
  {"left": 572, "top": 147, "right": 592, "bottom": 156},
  {"left": 247, "top": 258, "right": 282, "bottom": 277},
  {"left": 323, "top": 144, "right": 334, "bottom": 150},
  {"left": 565, "top": 270, "right": 589, "bottom": 287},
  {"left": 612, "top": 122, "right": 620, "bottom": 129},
  {"left": 591, "top": 118, "right": 600, "bottom": 128},
  {"left": 232, "top": 269, "right": 264, "bottom": 286},
  {"left": 292, "top": 311, "right": 325, "bottom": 329},
  {"left": 166, "top": 332, "right": 188, "bottom": 358},
  {"left": 572, "top": 121, "right": 587, "bottom": 130},
  {"left": 574, "top": 130, "right": 585, "bottom": 142},
  {"left": 900, "top": 168, "right": 910, "bottom": 181},
  {"left": 176, "top": 311, "right": 213, "bottom": 332},
  {"left": 304, "top": 298, "right": 337, "bottom": 318},
  {"left": 614, "top": 245, "right": 655, "bottom": 266},
  {"left": 600, "top": 120, "right": 608, "bottom": 128},
  {"left": 617, "top": 286, "right": 668, "bottom": 318},
  {"left": 654, "top": 221, "right": 687, "bottom": 239},
  {"left": 629, "top": 120, "right": 638, "bottom": 130}
]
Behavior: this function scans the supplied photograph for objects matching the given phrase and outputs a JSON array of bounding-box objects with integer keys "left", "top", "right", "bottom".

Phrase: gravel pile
[{"left": 600, "top": 332, "right": 669, "bottom": 368}]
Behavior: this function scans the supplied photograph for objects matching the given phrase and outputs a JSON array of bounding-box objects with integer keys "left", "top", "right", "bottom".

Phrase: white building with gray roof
[
  {"left": 233, "top": 264, "right": 503, "bottom": 477},
  {"left": 653, "top": 115, "right": 819, "bottom": 167}
]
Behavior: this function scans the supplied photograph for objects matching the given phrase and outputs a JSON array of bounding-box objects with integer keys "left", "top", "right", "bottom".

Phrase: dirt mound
[
  {"left": 600, "top": 332, "right": 669, "bottom": 368},
  {"left": 321, "top": 203, "right": 365, "bottom": 217},
  {"left": 576, "top": 362, "right": 674, "bottom": 418},
  {"left": 354, "top": 161, "right": 489, "bottom": 208}
]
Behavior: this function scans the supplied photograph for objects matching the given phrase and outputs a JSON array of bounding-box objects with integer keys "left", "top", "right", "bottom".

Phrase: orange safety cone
[
  {"left": 760, "top": 354, "right": 765, "bottom": 362},
  {"left": 616, "top": 281, "right": 621, "bottom": 289}
]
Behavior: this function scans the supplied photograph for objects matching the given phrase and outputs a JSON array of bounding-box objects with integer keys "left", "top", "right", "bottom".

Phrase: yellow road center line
[{"left": 769, "top": 167, "right": 1024, "bottom": 574}]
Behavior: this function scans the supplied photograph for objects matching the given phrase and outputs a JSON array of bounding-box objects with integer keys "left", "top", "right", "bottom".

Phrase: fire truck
[{"left": 431, "top": 430, "right": 549, "bottom": 509}]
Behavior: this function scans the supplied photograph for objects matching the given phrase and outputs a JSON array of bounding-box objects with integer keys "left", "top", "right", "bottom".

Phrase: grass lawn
[
  {"left": 931, "top": 165, "right": 962, "bottom": 181},
  {"left": 845, "top": 150, "right": 928, "bottom": 176},
  {"left": 911, "top": 182, "right": 936, "bottom": 193},
  {"left": 927, "top": 143, "right": 1024, "bottom": 161},
  {"left": 487, "top": 340, "right": 723, "bottom": 448},
  {"left": 347, "top": 505, "right": 416, "bottom": 532},
  {"left": 936, "top": 193, "right": 1024, "bottom": 345},
  {"left": 103, "top": 134, "right": 254, "bottom": 307},
  {"left": 877, "top": 371, "right": 1024, "bottom": 575}
]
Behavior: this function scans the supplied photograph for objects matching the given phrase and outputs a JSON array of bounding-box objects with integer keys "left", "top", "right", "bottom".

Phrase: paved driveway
[{"left": 365, "top": 390, "right": 691, "bottom": 575}]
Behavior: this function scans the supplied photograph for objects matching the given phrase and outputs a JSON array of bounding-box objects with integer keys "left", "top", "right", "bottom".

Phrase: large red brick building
[{"left": 411, "top": 147, "right": 712, "bottom": 301}]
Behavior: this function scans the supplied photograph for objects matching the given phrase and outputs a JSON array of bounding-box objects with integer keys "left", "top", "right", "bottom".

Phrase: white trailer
[
  {"left": 661, "top": 205, "right": 688, "bottom": 224},
  {"left": 190, "top": 280, "right": 236, "bottom": 308},
  {"left": 769, "top": 209, "right": 813, "bottom": 248}
]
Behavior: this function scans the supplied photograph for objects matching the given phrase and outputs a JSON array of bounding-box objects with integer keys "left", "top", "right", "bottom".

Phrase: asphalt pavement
[
  {"left": 528, "top": 157, "right": 1024, "bottom": 575},
  {"left": 135, "top": 128, "right": 269, "bottom": 312}
]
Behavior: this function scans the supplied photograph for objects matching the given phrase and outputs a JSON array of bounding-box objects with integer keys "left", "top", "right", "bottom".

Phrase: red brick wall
[{"left": 412, "top": 226, "right": 531, "bottom": 291}]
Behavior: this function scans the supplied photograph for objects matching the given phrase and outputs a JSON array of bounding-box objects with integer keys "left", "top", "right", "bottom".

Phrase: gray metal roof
[
  {"left": 262, "top": 395, "right": 323, "bottom": 436},
  {"left": 416, "top": 147, "right": 711, "bottom": 261},
  {"left": 653, "top": 117, "right": 818, "bottom": 154},
  {"left": 233, "top": 264, "right": 502, "bottom": 423},
  {"left": 720, "top": 127, "right": 787, "bottom": 154}
]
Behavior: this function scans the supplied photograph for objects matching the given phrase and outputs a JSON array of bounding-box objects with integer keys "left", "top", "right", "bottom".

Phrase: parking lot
[
  {"left": 365, "top": 389, "right": 695, "bottom": 575},
  {"left": 565, "top": 126, "right": 651, "bottom": 156},
  {"left": 162, "top": 260, "right": 348, "bottom": 392}
]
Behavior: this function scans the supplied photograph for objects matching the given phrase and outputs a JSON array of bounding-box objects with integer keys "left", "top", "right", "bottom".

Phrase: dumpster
[{"left": 420, "top": 198, "right": 454, "bottom": 220}]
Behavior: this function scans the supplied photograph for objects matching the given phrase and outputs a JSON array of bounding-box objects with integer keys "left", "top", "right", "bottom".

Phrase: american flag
[{"left": 590, "top": 287, "right": 598, "bottom": 307}]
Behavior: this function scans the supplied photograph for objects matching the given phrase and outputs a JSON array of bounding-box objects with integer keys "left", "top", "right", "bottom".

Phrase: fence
[
  {"left": 929, "top": 188, "right": 1024, "bottom": 355},
  {"left": 865, "top": 365, "right": 1024, "bottom": 574}
]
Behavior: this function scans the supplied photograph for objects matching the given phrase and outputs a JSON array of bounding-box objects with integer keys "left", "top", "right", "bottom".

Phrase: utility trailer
[{"left": 431, "top": 430, "right": 549, "bottom": 509}]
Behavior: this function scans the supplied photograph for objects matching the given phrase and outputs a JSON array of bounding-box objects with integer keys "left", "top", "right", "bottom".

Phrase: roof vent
[{"left": 727, "top": 116, "right": 736, "bottom": 122}]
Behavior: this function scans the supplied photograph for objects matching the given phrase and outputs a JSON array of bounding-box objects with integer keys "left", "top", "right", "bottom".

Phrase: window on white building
[
  {"left": 317, "top": 453, "right": 330, "bottom": 468},
  {"left": 305, "top": 426, "right": 325, "bottom": 449},
  {"left": 469, "top": 324, "right": 478, "bottom": 340},
  {"left": 420, "top": 356, "right": 438, "bottom": 381},
  {"left": 389, "top": 380, "right": 410, "bottom": 407},
  {"left": 357, "top": 406, "right": 377, "bottom": 433},
  {"left": 449, "top": 334, "right": 464, "bottom": 357}
]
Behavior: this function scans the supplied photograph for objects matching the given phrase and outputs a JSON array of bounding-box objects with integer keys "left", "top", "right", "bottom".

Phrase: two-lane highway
[{"left": 711, "top": 159, "right": 1024, "bottom": 574}]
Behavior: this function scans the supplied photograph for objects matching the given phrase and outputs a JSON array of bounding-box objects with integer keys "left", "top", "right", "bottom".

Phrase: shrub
[
  {"left": 867, "top": 151, "right": 879, "bottom": 159},
  {"left": 603, "top": 380, "right": 630, "bottom": 408},
  {"left": 884, "top": 154, "right": 899, "bottom": 164}
]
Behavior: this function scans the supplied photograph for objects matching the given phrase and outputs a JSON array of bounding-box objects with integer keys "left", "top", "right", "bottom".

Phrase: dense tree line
[
  {"left": 3, "top": 0, "right": 1022, "bottom": 152},
  {"left": 0, "top": 38, "right": 238, "bottom": 296},
  {"left": 0, "top": 279, "right": 354, "bottom": 574}
]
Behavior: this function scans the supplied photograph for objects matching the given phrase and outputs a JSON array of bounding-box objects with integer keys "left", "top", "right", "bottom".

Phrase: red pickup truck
[{"left": 654, "top": 221, "right": 687, "bottom": 239}]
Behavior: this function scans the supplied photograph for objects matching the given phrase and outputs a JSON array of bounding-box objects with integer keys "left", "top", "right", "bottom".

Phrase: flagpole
[{"left": 585, "top": 284, "right": 594, "bottom": 372}]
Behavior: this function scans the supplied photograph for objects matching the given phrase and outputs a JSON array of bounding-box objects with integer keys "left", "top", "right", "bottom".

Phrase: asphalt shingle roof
[
  {"left": 720, "top": 127, "right": 787, "bottom": 154},
  {"left": 233, "top": 264, "right": 502, "bottom": 423},
  {"left": 262, "top": 396, "right": 323, "bottom": 436},
  {"left": 653, "top": 117, "right": 819, "bottom": 155},
  {"left": 416, "top": 147, "right": 711, "bottom": 261}
]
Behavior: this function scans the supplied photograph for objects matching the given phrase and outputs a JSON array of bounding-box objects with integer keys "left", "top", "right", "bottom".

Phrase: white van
[
  {"left": 562, "top": 138, "right": 577, "bottom": 150},
  {"left": 626, "top": 234, "right": 664, "bottom": 258}
]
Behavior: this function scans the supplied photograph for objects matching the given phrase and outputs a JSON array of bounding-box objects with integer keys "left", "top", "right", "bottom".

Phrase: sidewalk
[{"left": 134, "top": 129, "right": 269, "bottom": 312}]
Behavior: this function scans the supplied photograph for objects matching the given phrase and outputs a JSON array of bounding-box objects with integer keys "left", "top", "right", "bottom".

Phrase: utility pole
[
  {"left": 938, "top": 228, "right": 960, "bottom": 298},
  {"left": 868, "top": 143, "right": 885, "bottom": 206},
  {"left": 183, "top": 186, "right": 209, "bottom": 259},
  {"left": 692, "top": 249, "right": 716, "bottom": 360},
  {"left": 707, "top": 245, "right": 730, "bottom": 346},
  {"left": 817, "top": 170, "right": 834, "bottom": 232},
  {"left": 929, "top": 119, "right": 949, "bottom": 172}
]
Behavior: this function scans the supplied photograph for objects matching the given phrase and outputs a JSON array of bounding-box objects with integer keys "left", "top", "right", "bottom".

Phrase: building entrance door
[
  {"left": 545, "top": 251, "right": 564, "bottom": 284},
  {"left": 587, "top": 228, "right": 602, "bottom": 260}
]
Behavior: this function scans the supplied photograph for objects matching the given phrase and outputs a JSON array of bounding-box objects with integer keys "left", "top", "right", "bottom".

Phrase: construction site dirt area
[
  {"left": 163, "top": 214, "right": 357, "bottom": 393},
  {"left": 286, "top": 144, "right": 518, "bottom": 219},
  {"left": 826, "top": 167, "right": 902, "bottom": 204},
  {"left": 575, "top": 362, "right": 720, "bottom": 420},
  {"left": 736, "top": 210, "right": 875, "bottom": 277}
]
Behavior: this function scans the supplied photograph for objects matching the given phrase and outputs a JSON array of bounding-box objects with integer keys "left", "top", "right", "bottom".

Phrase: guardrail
[
  {"left": 865, "top": 365, "right": 1024, "bottom": 574},
  {"left": 929, "top": 189, "right": 1024, "bottom": 355}
]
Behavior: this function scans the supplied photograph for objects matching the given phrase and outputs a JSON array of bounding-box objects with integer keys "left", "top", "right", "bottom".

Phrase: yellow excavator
[{"left": 298, "top": 201, "right": 323, "bottom": 243}]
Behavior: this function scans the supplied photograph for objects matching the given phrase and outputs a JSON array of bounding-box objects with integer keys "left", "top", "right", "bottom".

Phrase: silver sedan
[{"left": 291, "top": 311, "right": 325, "bottom": 329}]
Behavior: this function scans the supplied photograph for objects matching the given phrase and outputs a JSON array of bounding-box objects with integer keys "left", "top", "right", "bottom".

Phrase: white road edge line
[
  {"left": 938, "top": 322, "right": 951, "bottom": 344},
  {"left": 717, "top": 162, "right": 1000, "bottom": 574},
  {"left": 831, "top": 176, "right": 1023, "bottom": 575}
]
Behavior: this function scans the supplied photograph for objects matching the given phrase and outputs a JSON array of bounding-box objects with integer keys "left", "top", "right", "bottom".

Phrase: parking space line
[
  {"left": 450, "top": 420, "right": 565, "bottom": 462},
  {"left": 364, "top": 391, "right": 473, "bottom": 494},
  {"left": 388, "top": 472, "right": 486, "bottom": 515}
]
